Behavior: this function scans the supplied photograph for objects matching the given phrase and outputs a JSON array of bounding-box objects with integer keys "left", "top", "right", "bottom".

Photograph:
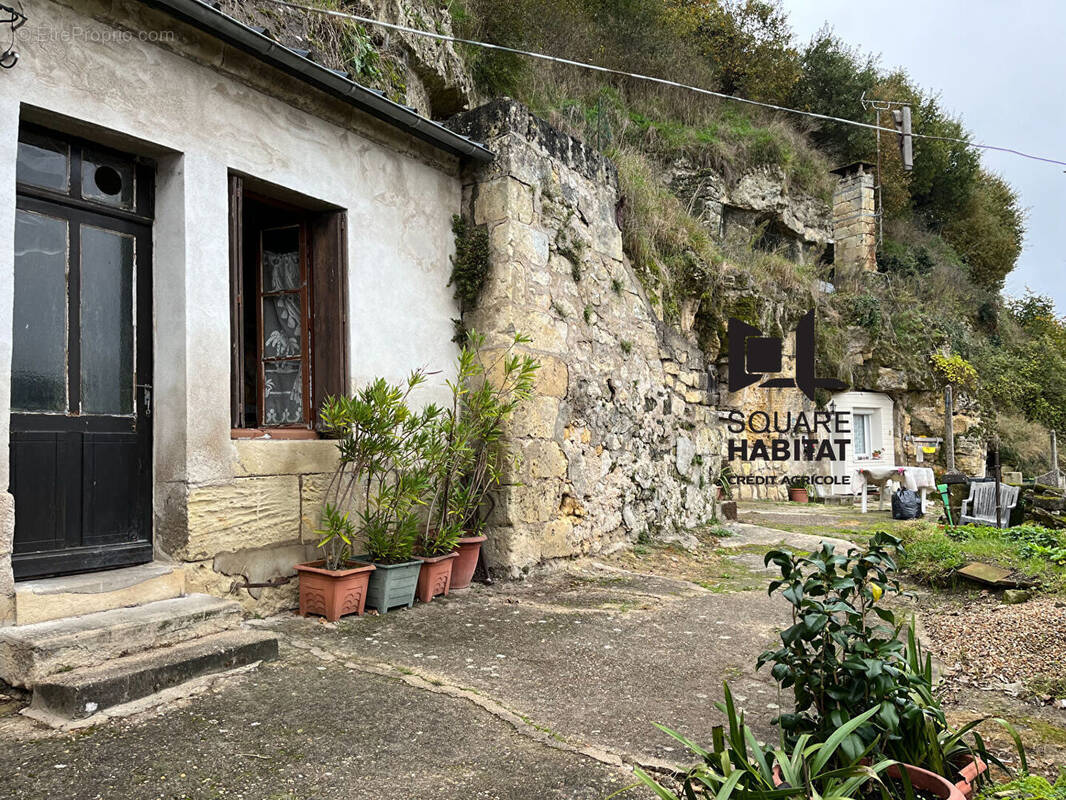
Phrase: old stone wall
[{"left": 449, "top": 100, "right": 724, "bottom": 576}]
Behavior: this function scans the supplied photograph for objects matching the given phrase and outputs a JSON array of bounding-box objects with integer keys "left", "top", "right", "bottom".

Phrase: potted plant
[
  {"left": 635, "top": 684, "right": 897, "bottom": 800},
  {"left": 717, "top": 464, "right": 734, "bottom": 501},
  {"left": 639, "top": 533, "right": 1032, "bottom": 800},
  {"left": 757, "top": 534, "right": 1023, "bottom": 794},
  {"left": 786, "top": 475, "right": 812, "bottom": 503},
  {"left": 318, "top": 371, "right": 441, "bottom": 613},
  {"left": 413, "top": 532, "right": 460, "bottom": 603},
  {"left": 421, "top": 331, "right": 539, "bottom": 590},
  {"left": 295, "top": 505, "right": 375, "bottom": 622}
]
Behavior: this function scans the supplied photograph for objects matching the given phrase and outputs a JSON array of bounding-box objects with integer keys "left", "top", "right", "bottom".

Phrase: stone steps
[
  {"left": 13, "top": 562, "right": 186, "bottom": 625},
  {"left": 27, "top": 629, "right": 279, "bottom": 722},
  {"left": 0, "top": 594, "right": 243, "bottom": 688}
]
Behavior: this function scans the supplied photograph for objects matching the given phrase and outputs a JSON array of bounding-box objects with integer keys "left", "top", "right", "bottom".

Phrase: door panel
[
  {"left": 82, "top": 432, "right": 141, "bottom": 543},
  {"left": 9, "top": 432, "right": 66, "bottom": 551},
  {"left": 10, "top": 130, "right": 153, "bottom": 580}
]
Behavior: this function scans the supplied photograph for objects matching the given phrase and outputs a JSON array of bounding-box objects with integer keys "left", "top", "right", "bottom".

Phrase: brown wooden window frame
[{"left": 228, "top": 174, "right": 349, "bottom": 438}]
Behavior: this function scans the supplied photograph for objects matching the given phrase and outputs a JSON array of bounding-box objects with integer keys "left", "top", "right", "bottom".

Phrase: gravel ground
[{"left": 921, "top": 593, "right": 1066, "bottom": 702}]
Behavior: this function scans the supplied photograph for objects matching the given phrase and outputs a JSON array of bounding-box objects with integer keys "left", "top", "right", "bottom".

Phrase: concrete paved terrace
[{"left": 1, "top": 502, "right": 1064, "bottom": 798}]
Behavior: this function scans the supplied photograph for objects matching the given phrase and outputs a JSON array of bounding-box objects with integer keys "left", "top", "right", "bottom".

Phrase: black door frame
[{"left": 11, "top": 130, "right": 154, "bottom": 579}]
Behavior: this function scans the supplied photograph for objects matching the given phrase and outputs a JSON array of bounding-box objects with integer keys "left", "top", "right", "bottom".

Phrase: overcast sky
[{"left": 783, "top": 0, "right": 1065, "bottom": 314}]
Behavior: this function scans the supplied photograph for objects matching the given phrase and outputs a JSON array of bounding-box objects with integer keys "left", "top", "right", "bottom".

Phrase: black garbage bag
[{"left": 892, "top": 488, "right": 923, "bottom": 520}]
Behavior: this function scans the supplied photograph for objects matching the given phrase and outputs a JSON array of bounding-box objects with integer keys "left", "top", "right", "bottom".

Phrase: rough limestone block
[
  {"left": 183, "top": 559, "right": 299, "bottom": 616},
  {"left": 482, "top": 524, "right": 540, "bottom": 577},
  {"left": 298, "top": 472, "right": 359, "bottom": 542},
  {"left": 526, "top": 440, "right": 569, "bottom": 480},
  {"left": 540, "top": 518, "right": 575, "bottom": 558},
  {"left": 491, "top": 482, "right": 561, "bottom": 525},
  {"left": 675, "top": 435, "right": 696, "bottom": 476},
  {"left": 534, "top": 355, "right": 569, "bottom": 398},
  {"left": 183, "top": 476, "right": 302, "bottom": 560},
  {"left": 508, "top": 223, "right": 550, "bottom": 267},
  {"left": 506, "top": 396, "right": 561, "bottom": 440},
  {"left": 475, "top": 177, "right": 533, "bottom": 225},
  {"left": 1002, "top": 589, "right": 1031, "bottom": 605},
  {"left": 0, "top": 491, "right": 14, "bottom": 625}
]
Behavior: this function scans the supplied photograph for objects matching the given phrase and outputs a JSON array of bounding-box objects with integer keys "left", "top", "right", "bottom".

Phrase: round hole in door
[{"left": 93, "top": 165, "right": 123, "bottom": 196}]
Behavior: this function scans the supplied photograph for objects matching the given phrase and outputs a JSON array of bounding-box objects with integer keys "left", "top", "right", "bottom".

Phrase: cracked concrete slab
[
  {"left": 263, "top": 564, "right": 791, "bottom": 765},
  {"left": 720, "top": 522, "right": 853, "bottom": 553},
  {"left": 0, "top": 651, "right": 645, "bottom": 800},
  {"left": 0, "top": 552, "right": 795, "bottom": 797}
]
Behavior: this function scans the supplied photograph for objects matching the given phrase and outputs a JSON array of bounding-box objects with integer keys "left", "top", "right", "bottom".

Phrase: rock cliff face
[
  {"left": 670, "top": 161, "right": 832, "bottom": 265},
  {"left": 449, "top": 101, "right": 724, "bottom": 575},
  {"left": 224, "top": 0, "right": 476, "bottom": 117},
  {"left": 218, "top": 1, "right": 985, "bottom": 571}
]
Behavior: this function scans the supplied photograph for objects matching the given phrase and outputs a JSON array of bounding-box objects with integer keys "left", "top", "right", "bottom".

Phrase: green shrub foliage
[{"left": 756, "top": 533, "right": 918, "bottom": 760}]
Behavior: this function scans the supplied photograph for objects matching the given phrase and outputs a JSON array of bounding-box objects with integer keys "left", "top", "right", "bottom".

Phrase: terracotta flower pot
[
  {"left": 953, "top": 756, "right": 988, "bottom": 800},
  {"left": 295, "top": 560, "right": 375, "bottom": 622},
  {"left": 885, "top": 763, "right": 967, "bottom": 800},
  {"left": 773, "top": 762, "right": 964, "bottom": 800},
  {"left": 358, "top": 556, "right": 422, "bottom": 613},
  {"left": 415, "top": 552, "right": 459, "bottom": 603},
  {"left": 450, "top": 535, "right": 486, "bottom": 590},
  {"left": 788, "top": 487, "right": 809, "bottom": 503}
]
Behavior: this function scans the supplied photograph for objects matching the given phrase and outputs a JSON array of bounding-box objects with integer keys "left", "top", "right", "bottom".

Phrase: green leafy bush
[
  {"left": 319, "top": 372, "right": 442, "bottom": 565},
  {"left": 314, "top": 504, "right": 357, "bottom": 572},
  {"left": 978, "top": 772, "right": 1066, "bottom": 800},
  {"left": 757, "top": 533, "right": 926, "bottom": 761},
  {"left": 449, "top": 215, "right": 491, "bottom": 330}
]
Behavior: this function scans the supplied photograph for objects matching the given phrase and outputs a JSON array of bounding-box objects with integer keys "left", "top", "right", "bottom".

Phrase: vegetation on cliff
[{"left": 444, "top": 0, "right": 1059, "bottom": 455}]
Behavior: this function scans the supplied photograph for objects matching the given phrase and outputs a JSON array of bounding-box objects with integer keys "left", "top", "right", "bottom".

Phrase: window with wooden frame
[{"left": 228, "top": 175, "right": 348, "bottom": 437}]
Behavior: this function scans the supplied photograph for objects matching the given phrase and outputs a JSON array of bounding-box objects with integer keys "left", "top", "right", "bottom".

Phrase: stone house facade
[{"left": 0, "top": 0, "right": 491, "bottom": 623}]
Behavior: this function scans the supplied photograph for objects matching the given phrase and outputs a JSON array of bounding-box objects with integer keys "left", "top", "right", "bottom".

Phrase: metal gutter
[{"left": 140, "top": 0, "right": 494, "bottom": 162}]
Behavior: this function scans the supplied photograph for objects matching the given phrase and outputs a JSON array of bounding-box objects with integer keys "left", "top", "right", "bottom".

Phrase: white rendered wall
[
  {"left": 0, "top": 0, "right": 463, "bottom": 608},
  {"left": 828, "top": 391, "right": 896, "bottom": 495}
]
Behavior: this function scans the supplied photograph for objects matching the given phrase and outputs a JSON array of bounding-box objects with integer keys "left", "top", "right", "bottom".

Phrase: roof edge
[{"left": 141, "top": 0, "right": 494, "bottom": 163}]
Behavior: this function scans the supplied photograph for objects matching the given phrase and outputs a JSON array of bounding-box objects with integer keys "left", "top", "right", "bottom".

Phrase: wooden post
[
  {"left": 1052, "top": 430, "right": 1060, "bottom": 486},
  {"left": 944, "top": 385, "right": 955, "bottom": 472},
  {"left": 994, "top": 437, "right": 1002, "bottom": 528}
]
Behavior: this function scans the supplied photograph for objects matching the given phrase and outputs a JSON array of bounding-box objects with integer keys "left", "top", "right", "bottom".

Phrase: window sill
[{"left": 231, "top": 427, "right": 319, "bottom": 440}]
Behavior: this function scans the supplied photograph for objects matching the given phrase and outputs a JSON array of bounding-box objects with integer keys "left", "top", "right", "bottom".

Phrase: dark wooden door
[{"left": 10, "top": 129, "right": 153, "bottom": 579}]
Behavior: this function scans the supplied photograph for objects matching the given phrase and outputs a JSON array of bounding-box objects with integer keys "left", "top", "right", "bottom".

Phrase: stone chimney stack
[{"left": 831, "top": 161, "right": 877, "bottom": 273}]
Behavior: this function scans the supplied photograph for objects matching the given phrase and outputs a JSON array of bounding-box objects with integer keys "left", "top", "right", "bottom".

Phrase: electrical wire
[{"left": 260, "top": 0, "right": 1066, "bottom": 168}]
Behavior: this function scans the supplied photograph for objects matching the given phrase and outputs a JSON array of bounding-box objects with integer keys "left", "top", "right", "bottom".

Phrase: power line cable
[{"left": 260, "top": 0, "right": 1066, "bottom": 168}]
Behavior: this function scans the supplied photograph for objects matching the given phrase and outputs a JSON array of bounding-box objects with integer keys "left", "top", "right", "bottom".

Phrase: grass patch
[
  {"left": 897, "top": 522, "right": 1066, "bottom": 594},
  {"left": 977, "top": 771, "right": 1066, "bottom": 800}
]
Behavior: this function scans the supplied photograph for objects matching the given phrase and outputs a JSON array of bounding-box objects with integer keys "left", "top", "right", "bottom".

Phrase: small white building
[
  {"left": 0, "top": 0, "right": 491, "bottom": 624},
  {"left": 825, "top": 390, "right": 896, "bottom": 496}
]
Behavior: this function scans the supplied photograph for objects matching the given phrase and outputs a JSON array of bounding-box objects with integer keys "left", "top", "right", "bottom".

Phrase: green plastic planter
[{"left": 357, "top": 556, "right": 421, "bottom": 613}]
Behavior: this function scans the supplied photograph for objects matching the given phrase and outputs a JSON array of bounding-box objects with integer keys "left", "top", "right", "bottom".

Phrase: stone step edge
[
  {"left": 22, "top": 661, "right": 264, "bottom": 731},
  {"left": 0, "top": 595, "right": 244, "bottom": 688},
  {"left": 28, "top": 630, "right": 279, "bottom": 721}
]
